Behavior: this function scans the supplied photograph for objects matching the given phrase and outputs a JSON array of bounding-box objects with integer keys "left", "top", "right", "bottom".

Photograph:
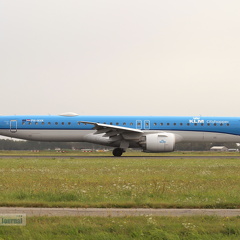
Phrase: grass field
[
  {"left": 0, "top": 152, "right": 240, "bottom": 208},
  {"left": 1, "top": 151, "right": 240, "bottom": 239},
  {"left": 0, "top": 216, "right": 240, "bottom": 240}
]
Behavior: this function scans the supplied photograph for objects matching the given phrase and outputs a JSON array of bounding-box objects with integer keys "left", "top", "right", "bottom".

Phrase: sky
[{"left": 1, "top": 0, "right": 240, "bottom": 117}]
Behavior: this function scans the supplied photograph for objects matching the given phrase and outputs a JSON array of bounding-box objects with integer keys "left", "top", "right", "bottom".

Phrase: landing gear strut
[{"left": 112, "top": 148, "right": 124, "bottom": 157}]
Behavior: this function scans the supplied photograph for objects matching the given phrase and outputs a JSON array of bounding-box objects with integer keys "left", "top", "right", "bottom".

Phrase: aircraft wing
[{"left": 80, "top": 121, "right": 143, "bottom": 145}]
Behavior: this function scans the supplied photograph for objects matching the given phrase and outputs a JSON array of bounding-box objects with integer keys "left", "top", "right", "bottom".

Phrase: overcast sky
[{"left": 1, "top": 0, "right": 240, "bottom": 117}]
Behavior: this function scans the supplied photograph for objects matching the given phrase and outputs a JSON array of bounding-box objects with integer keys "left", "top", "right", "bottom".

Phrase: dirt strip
[{"left": 0, "top": 208, "right": 240, "bottom": 217}]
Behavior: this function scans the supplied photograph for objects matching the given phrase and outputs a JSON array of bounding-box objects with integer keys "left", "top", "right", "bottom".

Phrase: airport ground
[{"left": 0, "top": 151, "right": 240, "bottom": 239}]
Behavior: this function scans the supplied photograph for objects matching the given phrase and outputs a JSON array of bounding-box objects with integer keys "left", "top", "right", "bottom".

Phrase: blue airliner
[{"left": 0, "top": 112, "right": 239, "bottom": 156}]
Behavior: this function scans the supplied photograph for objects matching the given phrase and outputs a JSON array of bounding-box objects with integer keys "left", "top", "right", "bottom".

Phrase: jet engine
[{"left": 141, "top": 133, "right": 175, "bottom": 152}]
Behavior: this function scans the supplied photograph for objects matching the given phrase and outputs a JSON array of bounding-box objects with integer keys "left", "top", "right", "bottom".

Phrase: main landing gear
[{"left": 112, "top": 148, "right": 124, "bottom": 157}]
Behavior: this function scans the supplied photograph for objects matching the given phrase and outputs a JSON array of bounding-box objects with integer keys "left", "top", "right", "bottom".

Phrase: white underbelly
[
  {"left": 170, "top": 131, "right": 240, "bottom": 142},
  {"left": 0, "top": 129, "right": 92, "bottom": 141}
]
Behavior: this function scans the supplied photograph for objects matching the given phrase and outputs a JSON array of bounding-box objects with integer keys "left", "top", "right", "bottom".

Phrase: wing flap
[{"left": 80, "top": 121, "right": 143, "bottom": 133}]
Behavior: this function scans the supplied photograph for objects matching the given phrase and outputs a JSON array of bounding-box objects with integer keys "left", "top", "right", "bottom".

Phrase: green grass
[
  {"left": 0, "top": 216, "right": 240, "bottom": 239},
  {"left": 0, "top": 155, "right": 240, "bottom": 208}
]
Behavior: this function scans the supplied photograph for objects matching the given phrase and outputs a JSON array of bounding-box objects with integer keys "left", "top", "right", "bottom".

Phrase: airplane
[{"left": 0, "top": 112, "right": 240, "bottom": 156}]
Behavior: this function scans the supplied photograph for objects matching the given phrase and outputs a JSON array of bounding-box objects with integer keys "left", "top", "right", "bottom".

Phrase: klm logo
[
  {"left": 189, "top": 117, "right": 204, "bottom": 124},
  {"left": 159, "top": 140, "right": 166, "bottom": 144}
]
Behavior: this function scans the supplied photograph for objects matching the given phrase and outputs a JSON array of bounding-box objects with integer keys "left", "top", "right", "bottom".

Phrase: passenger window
[
  {"left": 48, "top": 122, "right": 51, "bottom": 125},
  {"left": 68, "top": 122, "right": 71, "bottom": 125},
  {"left": 187, "top": 123, "right": 190, "bottom": 126},
  {"left": 207, "top": 123, "right": 210, "bottom": 126},
  {"left": 62, "top": 122, "right": 64, "bottom": 125},
  {"left": 55, "top": 122, "right": 58, "bottom": 125},
  {"left": 123, "top": 122, "right": 126, "bottom": 126},
  {"left": 116, "top": 122, "right": 119, "bottom": 125},
  {"left": 174, "top": 123, "right": 176, "bottom": 126},
  {"left": 35, "top": 122, "right": 38, "bottom": 125},
  {"left": 130, "top": 123, "right": 133, "bottom": 126},
  {"left": 194, "top": 123, "right": 197, "bottom": 126},
  {"left": 180, "top": 123, "right": 183, "bottom": 126},
  {"left": 78, "top": 122, "right": 81, "bottom": 125},
  {"left": 42, "top": 122, "right": 44, "bottom": 125}
]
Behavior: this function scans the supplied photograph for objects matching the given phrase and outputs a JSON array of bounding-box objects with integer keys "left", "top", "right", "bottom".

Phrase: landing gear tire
[{"left": 112, "top": 148, "right": 124, "bottom": 157}]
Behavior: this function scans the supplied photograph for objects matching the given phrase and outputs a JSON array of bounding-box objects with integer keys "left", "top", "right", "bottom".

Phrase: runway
[
  {"left": 1, "top": 155, "right": 240, "bottom": 159},
  {"left": 1, "top": 207, "right": 240, "bottom": 217}
]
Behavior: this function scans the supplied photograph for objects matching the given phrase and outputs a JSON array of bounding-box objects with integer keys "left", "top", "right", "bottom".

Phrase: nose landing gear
[{"left": 112, "top": 148, "right": 124, "bottom": 157}]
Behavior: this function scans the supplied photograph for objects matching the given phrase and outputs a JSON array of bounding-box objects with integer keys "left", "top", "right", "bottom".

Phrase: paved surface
[
  {"left": 1, "top": 155, "right": 240, "bottom": 159},
  {"left": 0, "top": 208, "right": 240, "bottom": 217}
]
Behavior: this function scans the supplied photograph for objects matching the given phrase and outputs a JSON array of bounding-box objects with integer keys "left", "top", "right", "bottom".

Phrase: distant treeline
[
  {"left": 0, "top": 139, "right": 238, "bottom": 151},
  {"left": 0, "top": 139, "right": 103, "bottom": 151}
]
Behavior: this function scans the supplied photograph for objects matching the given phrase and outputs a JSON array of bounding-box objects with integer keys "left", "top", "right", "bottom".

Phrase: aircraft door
[{"left": 10, "top": 120, "right": 17, "bottom": 133}]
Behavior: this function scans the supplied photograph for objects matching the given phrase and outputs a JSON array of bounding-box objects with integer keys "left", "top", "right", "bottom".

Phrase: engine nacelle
[{"left": 144, "top": 133, "right": 175, "bottom": 152}]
